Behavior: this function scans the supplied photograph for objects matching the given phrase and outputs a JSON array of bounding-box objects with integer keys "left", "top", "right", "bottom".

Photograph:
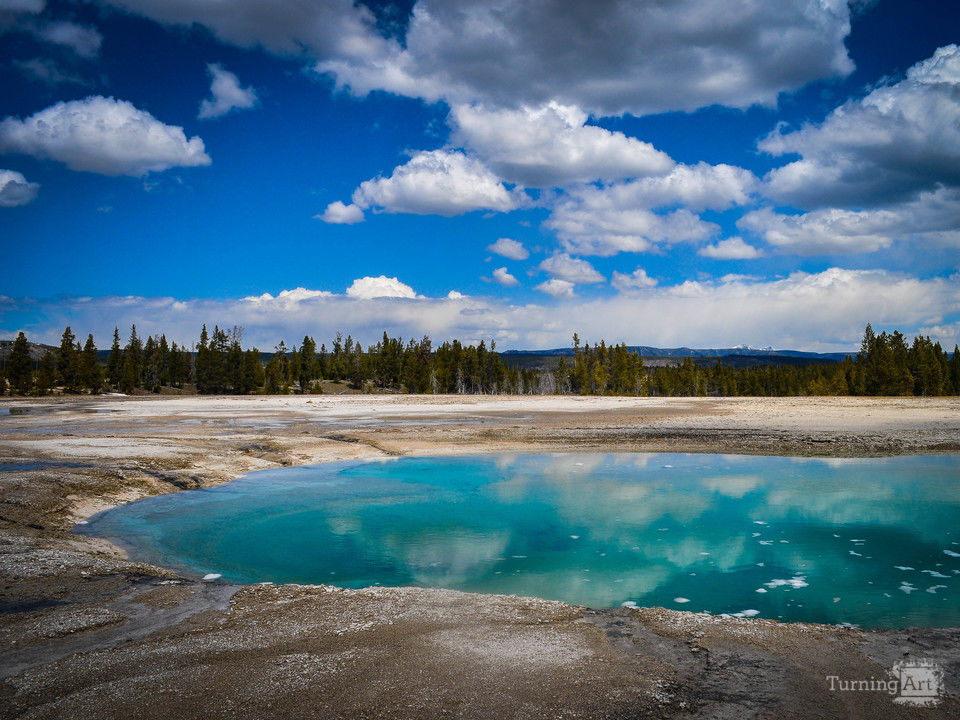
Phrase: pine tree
[
  {"left": 35, "top": 350, "right": 57, "bottom": 395},
  {"left": 107, "top": 327, "right": 123, "bottom": 389},
  {"left": 58, "top": 326, "right": 79, "bottom": 392},
  {"left": 7, "top": 332, "right": 33, "bottom": 395},
  {"left": 78, "top": 334, "right": 103, "bottom": 394}
]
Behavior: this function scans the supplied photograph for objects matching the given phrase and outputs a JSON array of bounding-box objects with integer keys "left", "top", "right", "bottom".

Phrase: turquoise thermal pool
[{"left": 78, "top": 453, "right": 960, "bottom": 628}]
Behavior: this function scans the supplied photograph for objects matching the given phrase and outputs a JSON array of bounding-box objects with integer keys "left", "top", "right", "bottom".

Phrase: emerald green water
[{"left": 78, "top": 453, "right": 960, "bottom": 628}]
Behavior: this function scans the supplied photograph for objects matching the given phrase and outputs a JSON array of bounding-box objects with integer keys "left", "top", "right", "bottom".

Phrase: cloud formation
[
  {"left": 741, "top": 187, "right": 960, "bottom": 255},
  {"left": 348, "top": 150, "right": 526, "bottom": 216},
  {"left": 6, "top": 269, "right": 957, "bottom": 353},
  {"left": 492, "top": 267, "right": 518, "bottom": 287},
  {"left": 487, "top": 237, "right": 528, "bottom": 261},
  {"left": 0, "top": 96, "right": 210, "bottom": 176},
  {"left": 539, "top": 253, "right": 604, "bottom": 284},
  {"left": 100, "top": 0, "right": 855, "bottom": 116},
  {"left": 450, "top": 102, "right": 673, "bottom": 186},
  {"left": 547, "top": 163, "right": 756, "bottom": 256},
  {"left": 761, "top": 45, "right": 960, "bottom": 209},
  {"left": 345, "top": 275, "right": 417, "bottom": 300},
  {"left": 699, "top": 237, "right": 764, "bottom": 260},
  {"left": 316, "top": 0, "right": 855, "bottom": 116},
  {"left": 611, "top": 268, "right": 657, "bottom": 292},
  {"left": 0, "top": 168, "right": 38, "bottom": 206},
  {"left": 198, "top": 64, "right": 258, "bottom": 119},
  {"left": 318, "top": 200, "right": 365, "bottom": 224},
  {"left": 534, "top": 278, "right": 575, "bottom": 299}
]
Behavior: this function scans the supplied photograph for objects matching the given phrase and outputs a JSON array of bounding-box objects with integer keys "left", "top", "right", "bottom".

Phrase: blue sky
[{"left": 1, "top": 0, "right": 958, "bottom": 351}]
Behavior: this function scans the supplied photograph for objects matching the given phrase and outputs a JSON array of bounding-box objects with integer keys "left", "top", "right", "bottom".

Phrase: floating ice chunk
[
  {"left": 833, "top": 597, "right": 841, "bottom": 603},
  {"left": 700, "top": 552, "right": 711, "bottom": 556},
  {"left": 884, "top": 593, "right": 891, "bottom": 597},
  {"left": 849, "top": 551, "right": 862, "bottom": 557},
  {"left": 759, "top": 540, "right": 773, "bottom": 546},
  {"left": 894, "top": 566, "right": 914, "bottom": 571},
  {"left": 737, "top": 609, "right": 760, "bottom": 617},
  {"left": 850, "top": 539, "right": 866, "bottom": 543},
  {"left": 926, "top": 585, "right": 947, "bottom": 594},
  {"left": 764, "top": 576, "right": 808, "bottom": 589},
  {"left": 663, "top": 464, "right": 673, "bottom": 468},
  {"left": 779, "top": 540, "right": 789, "bottom": 544},
  {"left": 833, "top": 534, "right": 840, "bottom": 538},
  {"left": 76, "top": 520, "right": 88, "bottom": 525},
  {"left": 922, "top": 570, "right": 949, "bottom": 578},
  {"left": 621, "top": 600, "right": 637, "bottom": 608},
  {"left": 570, "top": 535, "right": 580, "bottom": 540},
  {"left": 511, "top": 555, "right": 527, "bottom": 559},
  {"left": 756, "top": 588, "right": 768, "bottom": 593},
  {"left": 944, "top": 549, "right": 960, "bottom": 557},
  {"left": 202, "top": 573, "right": 222, "bottom": 581},
  {"left": 899, "top": 583, "right": 916, "bottom": 594},
  {"left": 753, "top": 521, "right": 767, "bottom": 525},
  {"left": 673, "top": 597, "right": 690, "bottom": 604},
  {"left": 752, "top": 532, "right": 761, "bottom": 537},
  {"left": 756, "top": 562, "right": 764, "bottom": 567}
]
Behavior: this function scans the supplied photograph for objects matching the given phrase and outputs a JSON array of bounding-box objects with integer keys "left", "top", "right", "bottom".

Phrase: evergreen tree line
[{"left": 1, "top": 323, "right": 957, "bottom": 398}]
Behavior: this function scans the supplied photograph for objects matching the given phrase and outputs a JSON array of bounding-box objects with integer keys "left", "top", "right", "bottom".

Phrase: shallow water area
[{"left": 78, "top": 452, "right": 960, "bottom": 628}]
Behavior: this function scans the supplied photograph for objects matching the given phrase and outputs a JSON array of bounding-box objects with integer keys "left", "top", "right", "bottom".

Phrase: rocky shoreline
[{"left": 1, "top": 395, "right": 958, "bottom": 718}]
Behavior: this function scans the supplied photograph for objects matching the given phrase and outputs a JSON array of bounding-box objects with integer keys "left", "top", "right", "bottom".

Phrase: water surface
[{"left": 79, "top": 453, "right": 960, "bottom": 628}]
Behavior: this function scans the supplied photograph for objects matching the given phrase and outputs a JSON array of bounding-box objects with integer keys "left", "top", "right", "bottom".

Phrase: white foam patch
[
  {"left": 621, "top": 600, "right": 637, "bottom": 608},
  {"left": 753, "top": 521, "right": 767, "bottom": 525},
  {"left": 849, "top": 550, "right": 862, "bottom": 557},
  {"left": 850, "top": 539, "right": 866, "bottom": 543},
  {"left": 899, "top": 583, "right": 916, "bottom": 594},
  {"left": 752, "top": 532, "right": 761, "bottom": 537},
  {"left": 663, "top": 464, "right": 673, "bottom": 468},
  {"left": 76, "top": 520, "right": 88, "bottom": 525},
  {"left": 894, "top": 566, "right": 914, "bottom": 571},
  {"left": 764, "top": 576, "right": 808, "bottom": 590},
  {"left": 926, "top": 585, "right": 947, "bottom": 594},
  {"left": 759, "top": 540, "right": 773, "bottom": 546},
  {"left": 673, "top": 597, "right": 690, "bottom": 604},
  {"left": 921, "top": 570, "right": 949, "bottom": 578},
  {"left": 943, "top": 549, "right": 960, "bottom": 557},
  {"left": 202, "top": 573, "right": 222, "bottom": 581}
]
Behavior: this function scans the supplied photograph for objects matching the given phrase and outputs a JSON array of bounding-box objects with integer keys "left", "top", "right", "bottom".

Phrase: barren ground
[{"left": 0, "top": 395, "right": 958, "bottom": 719}]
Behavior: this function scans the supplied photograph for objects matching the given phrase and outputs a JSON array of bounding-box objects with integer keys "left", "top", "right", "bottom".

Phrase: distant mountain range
[{"left": 502, "top": 346, "right": 853, "bottom": 362}]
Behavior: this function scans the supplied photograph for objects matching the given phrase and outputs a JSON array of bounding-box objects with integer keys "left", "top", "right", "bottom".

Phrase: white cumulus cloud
[
  {"left": 492, "top": 267, "right": 519, "bottom": 287},
  {"left": 318, "top": 200, "right": 365, "bottom": 224},
  {"left": 349, "top": 150, "right": 527, "bottom": 217},
  {"left": 346, "top": 275, "right": 417, "bottom": 300},
  {"left": 699, "top": 237, "right": 764, "bottom": 260},
  {"left": 450, "top": 102, "right": 674, "bottom": 187},
  {"left": 534, "top": 278, "right": 575, "bottom": 299},
  {"left": 546, "top": 163, "right": 755, "bottom": 256},
  {"left": 611, "top": 268, "right": 658, "bottom": 293},
  {"left": 0, "top": 168, "right": 39, "bottom": 207},
  {"left": 198, "top": 63, "right": 258, "bottom": 119},
  {"left": 0, "top": 96, "right": 210, "bottom": 176},
  {"left": 539, "top": 253, "right": 604, "bottom": 284},
  {"left": 488, "top": 237, "right": 528, "bottom": 261},
  {"left": 761, "top": 45, "right": 960, "bottom": 210}
]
